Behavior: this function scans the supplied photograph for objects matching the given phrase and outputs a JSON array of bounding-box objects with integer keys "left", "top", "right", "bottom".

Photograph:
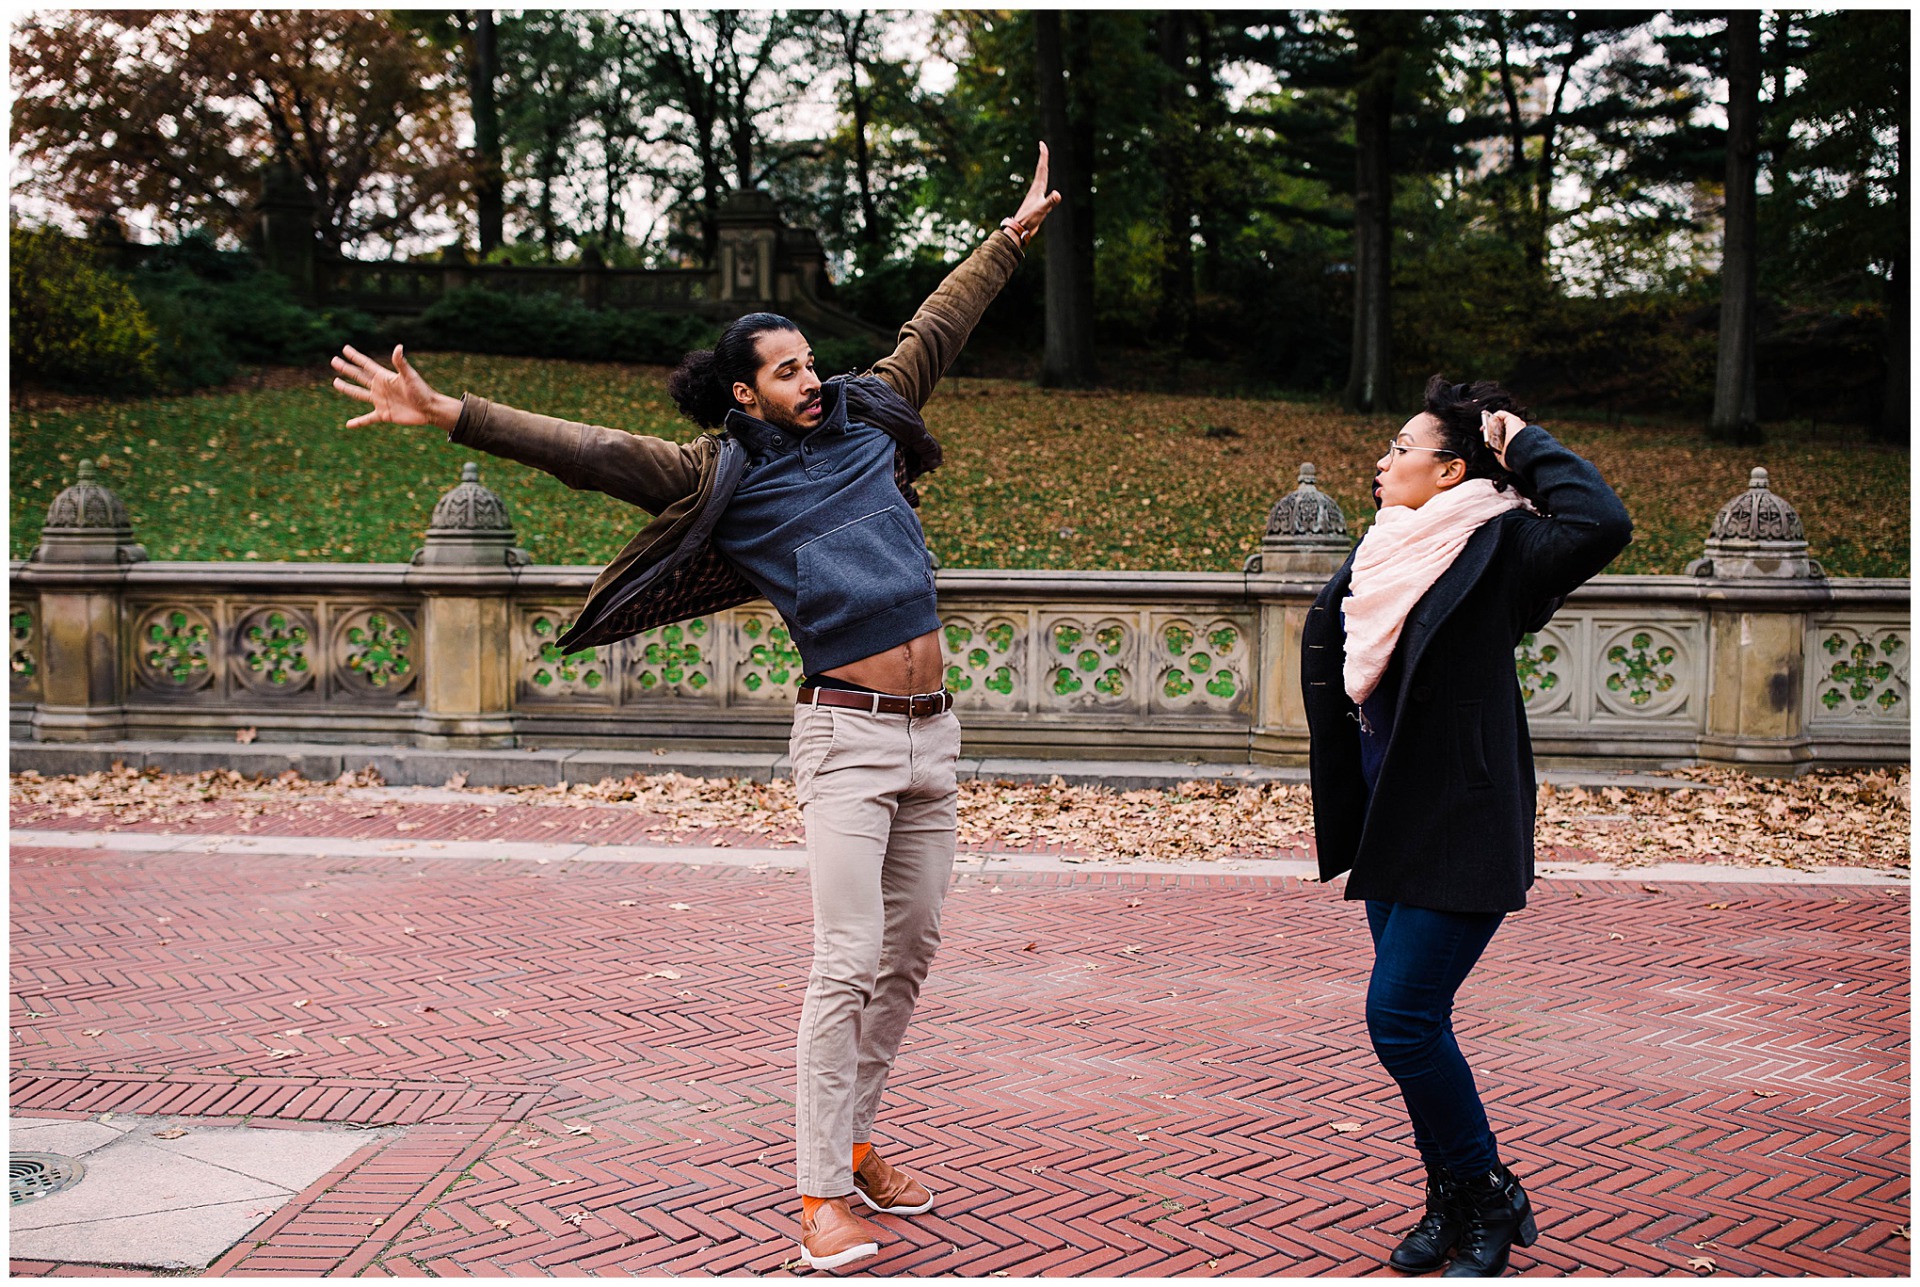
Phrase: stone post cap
[
  {"left": 1707, "top": 466, "right": 1806, "bottom": 543},
  {"left": 43, "top": 460, "right": 130, "bottom": 531},
  {"left": 413, "top": 461, "right": 528, "bottom": 567},
  {"left": 1264, "top": 462, "right": 1350, "bottom": 542},
  {"left": 1245, "top": 461, "right": 1352, "bottom": 574},
  {"left": 1688, "top": 464, "right": 1820, "bottom": 579},
  {"left": 33, "top": 459, "right": 148, "bottom": 565}
]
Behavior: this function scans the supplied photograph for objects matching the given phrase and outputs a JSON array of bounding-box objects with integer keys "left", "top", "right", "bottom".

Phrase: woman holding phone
[{"left": 1300, "top": 376, "right": 1631, "bottom": 1276}]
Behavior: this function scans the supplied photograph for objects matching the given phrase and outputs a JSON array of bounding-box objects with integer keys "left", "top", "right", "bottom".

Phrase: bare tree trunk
[
  {"left": 1881, "top": 104, "right": 1907, "bottom": 444},
  {"left": 1343, "top": 14, "right": 1397, "bottom": 414},
  {"left": 1710, "top": 9, "right": 1762, "bottom": 444},
  {"left": 833, "top": 12, "right": 883, "bottom": 257},
  {"left": 1066, "top": 13, "right": 1099, "bottom": 376},
  {"left": 470, "top": 10, "right": 504, "bottom": 256},
  {"left": 1152, "top": 11, "right": 1195, "bottom": 373},
  {"left": 1036, "top": 10, "right": 1096, "bottom": 387}
]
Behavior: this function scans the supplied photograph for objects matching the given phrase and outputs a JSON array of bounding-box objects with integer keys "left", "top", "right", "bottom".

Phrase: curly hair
[{"left": 1421, "top": 374, "right": 1531, "bottom": 494}]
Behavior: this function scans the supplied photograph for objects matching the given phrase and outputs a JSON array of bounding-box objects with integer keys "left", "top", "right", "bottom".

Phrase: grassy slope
[{"left": 9, "top": 353, "right": 1909, "bottom": 577}]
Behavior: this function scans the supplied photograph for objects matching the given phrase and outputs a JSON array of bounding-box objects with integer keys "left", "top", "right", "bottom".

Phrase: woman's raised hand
[
  {"left": 331, "top": 344, "right": 462, "bottom": 431},
  {"left": 1481, "top": 409, "right": 1528, "bottom": 468}
]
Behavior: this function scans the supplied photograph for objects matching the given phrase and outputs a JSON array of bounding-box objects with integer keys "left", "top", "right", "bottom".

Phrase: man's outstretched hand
[
  {"left": 1009, "top": 142, "right": 1063, "bottom": 240},
  {"left": 331, "top": 344, "right": 462, "bottom": 432}
]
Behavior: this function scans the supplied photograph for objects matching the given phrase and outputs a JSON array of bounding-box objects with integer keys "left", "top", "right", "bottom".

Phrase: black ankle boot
[
  {"left": 1388, "top": 1161, "right": 1466, "bottom": 1273},
  {"left": 1441, "top": 1163, "right": 1538, "bottom": 1277}
]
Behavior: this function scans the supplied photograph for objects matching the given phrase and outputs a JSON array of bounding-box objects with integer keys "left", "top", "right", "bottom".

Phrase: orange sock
[
  {"left": 852, "top": 1142, "right": 873, "bottom": 1170},
  {"left": 801, "top": 1194, "right": 829, "bottom": 1221}
]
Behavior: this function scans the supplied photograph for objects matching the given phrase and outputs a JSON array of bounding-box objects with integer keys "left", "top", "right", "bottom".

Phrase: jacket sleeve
[
  {"left": 1502, "top": 426, "right": 1634, "bottom": 603},
  {"left": 449, "top": 395, "right": 704, "bottom": 516},
  {"left": 867, "top": 231, "right": 1025, "bottom": 410}
]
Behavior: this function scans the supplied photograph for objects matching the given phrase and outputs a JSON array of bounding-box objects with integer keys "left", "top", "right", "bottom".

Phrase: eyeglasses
[{"left": 1384, "top": 441, "right": 1458, "bottom": 460}]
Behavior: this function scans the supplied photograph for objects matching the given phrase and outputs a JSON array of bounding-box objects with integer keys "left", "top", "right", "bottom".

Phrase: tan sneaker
[
  {"left": 852, "top": 1148, "right": 935, "bottom": 1216},
  {"left": 799, "top": 1197, "right": 883, "bottom": 1271}
]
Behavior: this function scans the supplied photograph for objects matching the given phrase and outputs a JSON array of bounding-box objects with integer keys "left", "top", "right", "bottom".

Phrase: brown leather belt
[{"left": 797, "top": 686, "right": 954, "bottom": 717}]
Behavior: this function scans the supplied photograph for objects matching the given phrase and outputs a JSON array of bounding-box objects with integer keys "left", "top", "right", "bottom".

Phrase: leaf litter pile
[{"left": 12, "top": 764, "right": 1907, "bottom": 871}]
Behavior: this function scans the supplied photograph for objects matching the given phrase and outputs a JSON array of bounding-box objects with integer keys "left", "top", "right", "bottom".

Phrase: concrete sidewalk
[{"left": 9, "top": 799, "right": 1910, "bottom": 1277}]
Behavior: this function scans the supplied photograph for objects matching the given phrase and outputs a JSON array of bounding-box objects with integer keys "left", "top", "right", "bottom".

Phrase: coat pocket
[
  {"left": 794, "top": 509, "right": 934, "bottom": 637},
  {"left": 1455, "top": 700, "right": 1494, "bottom": 790}
]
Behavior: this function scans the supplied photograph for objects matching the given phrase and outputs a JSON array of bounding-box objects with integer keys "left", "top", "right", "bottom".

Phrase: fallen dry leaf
[
  {"left": 645, "top": 968, "right": 682, "bottom": 980},
  {"left": 292, "top": 999, "right": 309, "bottom": 1008},
  {"left": 1706, "top": 902, "right": 1730, "bottom": 910},
  {"left": 1687, "top": 1255, "right": 1716, "bottom": 1273},
  {"left": 82, "top": 1028, "right": 103, "bottom": 1036},
  {"left": 152, "top": 1127, "right": 188, "bottom": 1140},
  {"left": 491, "top": 1218, "right": 512, "bottom": 1230},
  {"left": 1330, "top": 1122, "right": 1365, "bottom": 1134},
  {"left": 8, "top": 763, "right": 1907, "bottom": 871},
  {"left": 667, "top": 902, "right": 691, "bottom": 911},
  {"left": 566, "top": 1123, "right": 593, "bottom": 1135},
  {"left": 1751, "top": 1090, "right": 1780, "bottom": 1098},
  {"left": 445, "top": 772, "right": 468, "bottom": 789},
  {"left": 616, "top": 899, "right": 638, "bottom": 907},
  {"left": 234, "top": 727, "right": 257, "bottom": 744}
]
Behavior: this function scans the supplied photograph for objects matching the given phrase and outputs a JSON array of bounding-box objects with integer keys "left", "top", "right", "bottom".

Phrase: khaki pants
[{"left": 789, "top": 701, "right": 961, "bottom": 1197}]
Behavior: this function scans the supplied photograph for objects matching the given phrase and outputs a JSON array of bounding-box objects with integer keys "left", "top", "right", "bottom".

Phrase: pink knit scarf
[{"left": 1342, "top": 479, "right": 1533, "bottom": 704}]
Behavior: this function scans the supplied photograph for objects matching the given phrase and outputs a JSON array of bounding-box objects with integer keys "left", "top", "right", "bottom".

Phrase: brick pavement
[{"left": 9, "top": 800, "right": 1910, "bottom": 1278}]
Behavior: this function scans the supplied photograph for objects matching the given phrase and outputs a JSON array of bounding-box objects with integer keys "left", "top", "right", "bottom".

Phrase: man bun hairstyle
[
  {"left": 1422, "top": 374, "right": 1530, "bottom": 494},
  {"left": 666, "top": 312, "right": 801, "bottom": 429}
]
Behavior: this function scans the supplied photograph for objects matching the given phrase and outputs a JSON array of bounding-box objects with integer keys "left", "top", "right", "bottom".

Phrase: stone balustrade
[{"left": 9, "top": 462, "right": 1908, "bottom": 772}]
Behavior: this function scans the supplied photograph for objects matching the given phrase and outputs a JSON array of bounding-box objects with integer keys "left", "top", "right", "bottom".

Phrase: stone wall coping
[{"left": 12, "top": 559, "right": 1908, "bottom": 610}]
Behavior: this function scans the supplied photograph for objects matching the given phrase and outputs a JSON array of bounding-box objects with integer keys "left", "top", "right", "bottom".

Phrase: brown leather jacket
[{"left": 448, "top": 232, "right": 1025, "bottom": 653}]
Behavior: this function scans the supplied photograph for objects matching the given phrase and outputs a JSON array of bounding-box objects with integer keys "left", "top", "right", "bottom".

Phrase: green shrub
[
  {"left": 130, "top": 247, "right": 379, "bottom": 390},
  {"left": 9, "top": 227, "right": 159, "bottom": 392},
  {"left": 413, "top": 288, "right": 718, "bottom": 364}
]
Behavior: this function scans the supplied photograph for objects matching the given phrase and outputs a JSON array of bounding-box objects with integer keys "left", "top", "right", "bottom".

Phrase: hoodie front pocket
[{"left": 794, "top": 509, "right": 934, "bottom": 637}]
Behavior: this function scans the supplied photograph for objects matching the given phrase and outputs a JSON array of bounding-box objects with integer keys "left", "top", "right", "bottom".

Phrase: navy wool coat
[{"left": 1303, "top": 427, "right": 1633, "bottom": 915}]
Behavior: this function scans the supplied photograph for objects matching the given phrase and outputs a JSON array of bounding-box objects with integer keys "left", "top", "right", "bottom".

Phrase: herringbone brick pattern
[{"left": 10, "top": 840, "right": 1908, "bottom": 1277}]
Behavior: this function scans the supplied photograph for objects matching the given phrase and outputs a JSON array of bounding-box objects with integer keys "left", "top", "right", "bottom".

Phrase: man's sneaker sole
[
  {"left": 853, "top": 1187, "right": 935, "bottom": 1216},
  {"left": 798, "top": 1237, "right": 880, "bottom": 1271}
]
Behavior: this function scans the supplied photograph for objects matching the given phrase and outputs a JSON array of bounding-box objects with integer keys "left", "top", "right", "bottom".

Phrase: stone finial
[
  {"left": 1708, "top": 468, "right": 1806, "bottom": 543},
  {"left": 413, "top": 462, "right": 528, "bottom": 567},
  {"left": 44, "top": 461, "right": 129, "bottom": 530},
  {"left": 1245, "top": 462, "right": 1353, "bottom": 575},
  {"left": 429, "top": 462, "right": 513, "bottom": 533},
  {"left": 1688, "top": 465, "right": 1820, "bottom": 579},
  {"left": 33, "top": 460, "right": 148, "bottom": 565},
  {"left": 1264, "top": 463, "right": 1348, "bottom": 540}
]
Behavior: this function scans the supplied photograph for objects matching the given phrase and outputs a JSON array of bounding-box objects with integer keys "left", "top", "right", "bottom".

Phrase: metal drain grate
[{"left": 10, "top": 1152, "right": 86, "bottom": 1206}]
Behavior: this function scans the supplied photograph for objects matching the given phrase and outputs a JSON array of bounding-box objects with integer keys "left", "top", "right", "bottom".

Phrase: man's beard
[{"left": 762, "top": 395, "right": 821, "bottom": 435}]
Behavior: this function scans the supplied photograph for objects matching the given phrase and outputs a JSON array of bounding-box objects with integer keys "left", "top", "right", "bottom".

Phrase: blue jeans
[{"left": 1364, "top": 900, "right": 1505, "bottom": 1177}]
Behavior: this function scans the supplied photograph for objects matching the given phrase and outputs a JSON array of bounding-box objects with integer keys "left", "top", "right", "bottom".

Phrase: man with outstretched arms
[{"left": 332, "top": 147, "right": 1060, "bottom": 1271}]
